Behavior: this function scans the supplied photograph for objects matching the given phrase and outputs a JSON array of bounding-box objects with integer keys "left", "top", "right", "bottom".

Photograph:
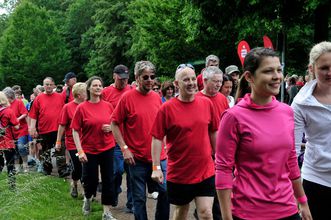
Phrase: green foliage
[
  {"left": 0, "top": 0, "right": 330, "bottom": 92},
  {"left": 84, "top": 0, "right": 133, "bottom": 85},
  {"left": 0, "top": 0, "right": 70, "bottom": 95},
  {"left": 64, "top": 0, "right": 96, "bottom": 77},
  {"left": 128, "top": 0, "right": 206, "bottom": 77}
]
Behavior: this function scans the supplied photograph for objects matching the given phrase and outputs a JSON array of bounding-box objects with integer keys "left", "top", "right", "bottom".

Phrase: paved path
[{"left": 97, "top": 173, "right": 197, "bottom": 220}]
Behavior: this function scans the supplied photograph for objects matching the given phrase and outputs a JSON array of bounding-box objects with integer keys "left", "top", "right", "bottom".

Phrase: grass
[{"left": 0, "top": 172, "right": 103, "bottom": 220}]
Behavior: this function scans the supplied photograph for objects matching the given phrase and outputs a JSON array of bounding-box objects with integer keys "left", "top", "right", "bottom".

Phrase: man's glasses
[
  {"left": 142, "top": 75, "right": 156, "bottom": 80},
  {"left": 176, "top": 63, "right": 195, "bottom": 71},
  {"left": 44, "top": 83, "right": 54, "bottom": 86}
]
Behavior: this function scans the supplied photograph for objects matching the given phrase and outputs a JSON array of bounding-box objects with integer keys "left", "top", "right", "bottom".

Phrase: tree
[
  {"left": 128, "top": 0, "right": 206, "bottom": 76},
  {"left": 63, "top": 0, "right": 96, "bottom": 77},
  {"left": 0, "top": 0, "right": 70, "bottom": 95},
  {"left": 83, "top": 0, "right": 133, "bottom": 84}
]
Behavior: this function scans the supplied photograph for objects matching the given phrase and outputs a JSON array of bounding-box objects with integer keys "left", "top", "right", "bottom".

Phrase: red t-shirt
[
  {"left": 196, "top": 91, "right": 229, "bottom": 124},
  {"left": 59, "top": 101, "right": 80, "bottom": 150},
  {"left": 197, "top": 69, "right": 206, "bottom": 91},
  {"left": 29, "top": 92, "right": 64, "bottom": 134},
  {"left": 9, "top": 99, "right": 28, "bottom": 138},
  {"left": 0, "top": 107, "right": 19, "bottom": 149},
  {"left": 111, "top": 89, "right": 166, "bottom": 162},
  {"left": 71, "top": 100, "right": 115, "bottom": 154},
  {"left": 151, "top": 96, "right": 218, "bottom": 184},
  {"left": 61, "top": 87, "right": 74, "bottom": 103},
  {"left": 102, "top": 85, "right": 132, "bottom": 108}
]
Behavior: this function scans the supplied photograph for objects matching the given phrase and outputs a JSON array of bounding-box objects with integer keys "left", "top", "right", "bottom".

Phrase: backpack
[{"left": 0, "top": 107, "right": 7, "bottom": 137}]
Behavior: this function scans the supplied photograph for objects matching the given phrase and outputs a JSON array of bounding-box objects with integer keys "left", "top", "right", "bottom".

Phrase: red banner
[
  {"left": 263, "top": 35, "right": 274, "bottom": 50},
  {"left": 237, "top": 40, "right": 250, "bottom": 66}
]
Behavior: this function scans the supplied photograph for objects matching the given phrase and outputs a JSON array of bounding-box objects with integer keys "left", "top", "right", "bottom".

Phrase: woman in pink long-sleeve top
[{"left": 215, "top": 48, "right": 312, "bottom": 220}]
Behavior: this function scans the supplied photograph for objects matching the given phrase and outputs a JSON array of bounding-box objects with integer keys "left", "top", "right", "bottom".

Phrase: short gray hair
[
  {"left": 2, "top": 87, "right": 16, "bottom": 100},
  {"left": 309, "top": 41, "right": 331, "bottom": 67},
  {"left": 134, "top": 61, "right": 156, "bottom": 76},
  {"left": 202, "top": 66, "right": 223, "bottom": 79},
  {"left": 205, "top": 54, "right": 219, "bottom": 67}
]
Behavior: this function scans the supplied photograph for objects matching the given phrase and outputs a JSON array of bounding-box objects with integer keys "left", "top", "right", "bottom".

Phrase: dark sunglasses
[
  {"left": 142, "top": 75, "right": 156, "bottom": 80},
  {"left": 176, "top": 63, "right": 195, "bottom": 71}
]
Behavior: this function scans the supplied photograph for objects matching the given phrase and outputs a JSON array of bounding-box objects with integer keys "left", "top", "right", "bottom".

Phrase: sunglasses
[
  {"left": 152, "top": 87, "right": 160, "bottom": 91},
  {"left": 142, "top": 75, "right": 156, "bottom": 80},
  {"left": 176, "top": 63, "right": 195, "bottom": 71}
]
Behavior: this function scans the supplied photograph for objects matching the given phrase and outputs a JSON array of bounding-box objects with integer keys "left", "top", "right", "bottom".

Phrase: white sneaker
[
  {"left": 102, "top": 212, "right": 117, "bottom": 220},
  {"left": 82, "top": 197, "right": 91, "bottom": 215}
]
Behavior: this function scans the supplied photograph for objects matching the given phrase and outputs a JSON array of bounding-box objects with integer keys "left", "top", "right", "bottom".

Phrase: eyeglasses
[
  {"left": 176, "top": 63, "right": 195, "bottom": 71},
  {"left": 44, "top": 83, "right": 54, "bottom": 86},
  {"left": 142, "top": 75, "right": 156, "bottom": 80},
  {"left": 152, "top": 87, "right": 160, "bottom": 91}
]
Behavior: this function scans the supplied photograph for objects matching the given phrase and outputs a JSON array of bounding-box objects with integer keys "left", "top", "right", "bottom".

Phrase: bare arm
[
  {"left": 111, "top": 121, "right": 125, "bottom": 147},
  {"left": 17, "top": 113, "right": 27, "bottom": 121},
  {"left": 55, "top": 125, "right": 65, "bottom": 151},
  {"left": 29, "top": 118, "right": 37, "bottom": 138},
  {"left": 217, "top": 189, "right": 233, "bottom": 220},
  {"left": 151, "top": 137, "right": 163, "bottom": 183},
  {"left": 72, "top": 129, "right": 87, "bottom": 163},
  {"left": 209, "top": 130, "right": 217, "bottom": 155},
  {"left": 111, "top": 121, "right": 135, "bottom": 165}
]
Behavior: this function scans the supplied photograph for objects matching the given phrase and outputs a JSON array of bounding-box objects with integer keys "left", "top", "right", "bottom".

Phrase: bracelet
[
  {"left": 121, "top": 145, "right": 128, "bottom": 152},
  {"left": 56, "top": 141, "right": 61, "bottom": 145},
  {"left": 297, "top": 195, "right": 308, "bottom": 204},
  {"left": 75, "top": 149, "right": 85, "bottom": 157},
  {"left": 152, "top": 165, "right": 161, "bottom": 171}
]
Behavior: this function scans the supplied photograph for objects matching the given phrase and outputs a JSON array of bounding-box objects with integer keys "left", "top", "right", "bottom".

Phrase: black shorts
[{"left": 167, "top": 175, "right": 215, "bottom": 205}]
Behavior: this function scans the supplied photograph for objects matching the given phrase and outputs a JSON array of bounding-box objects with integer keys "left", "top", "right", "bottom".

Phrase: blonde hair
[
  {"left": 0, "top": 91, "right": 10, "bottom": 107},
  {"left": 309, "top": 41, "right": 331, "bottom": 67},
  {"left": 72, "top": 82, "right": 87, "bottom": 99}
]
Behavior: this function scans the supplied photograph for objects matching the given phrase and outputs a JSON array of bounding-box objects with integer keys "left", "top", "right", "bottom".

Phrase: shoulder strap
[{"left": 65, "top": 87, "right": 70, "bottom": 103}]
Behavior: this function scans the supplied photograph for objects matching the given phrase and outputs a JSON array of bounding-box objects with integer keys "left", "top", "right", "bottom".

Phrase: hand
[
  {"left": 55, "top": 143, "right": 62, "bottom": 151},
  {"left": 123, "top": 148, "right": 135, "bottom": 165},
  {"left": 300, "top": 203, "right": 312, "bottom": 220},
  {"left": 29, "top": 128, "right": 38, "bottom": 138},
  {"left": 101, "top": 124, "right": 112, "bottom": 133},
  {"left": 151, "top": 170, "right": 164, "bottom": 184},
  {"left": 78, "top": 152, "right": 88, "bottom": 163}
]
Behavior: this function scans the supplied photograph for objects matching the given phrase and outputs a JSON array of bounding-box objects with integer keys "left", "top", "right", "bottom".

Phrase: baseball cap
[
  {"left": 225, "top": 65, "right": 240, "bottom": 75},
  {"left": 114, "top": 65, "right": 129, "bottom": 79},
  {"left": 63, "top": 72, "right": 77, "bottom": 82}
]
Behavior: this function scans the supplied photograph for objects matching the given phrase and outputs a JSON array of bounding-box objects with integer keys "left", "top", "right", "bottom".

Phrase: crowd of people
[{"left": 0, "top": 41, "right": 330, "bottom": 220}]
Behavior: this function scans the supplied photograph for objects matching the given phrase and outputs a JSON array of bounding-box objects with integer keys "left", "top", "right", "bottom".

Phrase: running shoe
[
  {"left": 82, "top": 197, "right": 91, "bottom": 215},
  {"left": 71, "top": 184, "right": 78, "bottom": 198},
  {"left": 102, "top": 212, "right": 117, "bottom": 220}
]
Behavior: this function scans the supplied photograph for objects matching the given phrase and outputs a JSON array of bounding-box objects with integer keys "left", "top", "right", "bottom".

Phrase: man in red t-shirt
[
  {"left": 111, "top": 61, "right": 169, "bottom": 220},
  {"left": 151, "top": 65, "right": 218, "bottom": 220},
  {"left": 197, "top": 66, "right": 229, "bottom": 123},
  {"left": 197, "top": 54, "right": 220, "bottom": 91},
  {"left": 196, "top": 66, "right": 229, "bottom": 220},
  {"left": 29, "top": 77, "right": 66, "bottom": 176},
  {"left": 102, "top": 64, "right": 133, "bottom": 211}
]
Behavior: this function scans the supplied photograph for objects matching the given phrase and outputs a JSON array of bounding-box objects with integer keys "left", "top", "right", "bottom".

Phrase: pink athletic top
[{"left": 215, "top": 94, "right": 300, "bottom": 220}]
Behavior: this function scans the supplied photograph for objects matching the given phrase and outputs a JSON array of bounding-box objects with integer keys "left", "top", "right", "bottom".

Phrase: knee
[{"left": 198, "top": 207, "right": 213, "bottom": 220}]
